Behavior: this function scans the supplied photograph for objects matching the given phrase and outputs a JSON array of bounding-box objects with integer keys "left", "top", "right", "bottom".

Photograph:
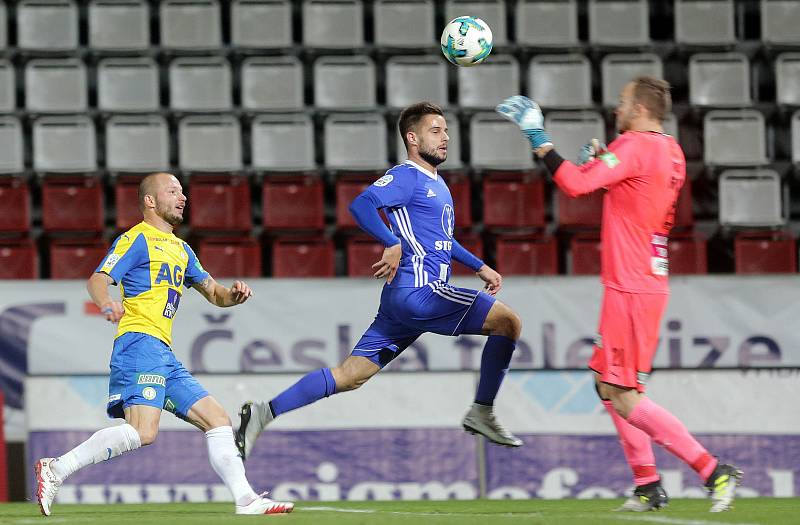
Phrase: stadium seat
[
  {"left": 197, "top": 237, "right": 263, "bottom": 278},
  {"left": 89, "top": 0, "right": 150, "bottom": 51},
  {"left": 169, "top": 57, "right": 232, "bottom": 112},
  {"left": 345, "top": 236, "right": 384, "bottom": 277},
  {"left": 386, "top": 56, "right": 448, "bottom": 110},
  {"left": 0, "top": 239, "right": 38, "bottom": 279},
  {"left": 42, "top": 176, "right": 105, "bottom": 233},
  {"left": 762, "top": 0, "right": 800, "bottom": 46},
  {"left": 25, "top": 59, "right": 87, "bottom": 113},
  {"left": 569, "top": 231, "right": 602, "bottom": 275},
  {"left": 719, "top": 169, "right": 785, "bottom": 228},
  {"left": 395, "top": 111, "right": 462, "bottom": 170},
  {"left": 251, "top": 113, "right": 316, "bottom": 171},
  {"left": 663, "top": 112, "right": 680, "bottom": 142},
  {"left": 188, "top": 176, "right": 252, "bottom": 232},
  {"left": 494, "top": 233, "right": 558, "bottom": 275},
  {"left": 303, "top": 0, "right": 364, "bottom": 49},
  {"left": 469, "top": 112, "right": 534, "bottom": 170},
  {"left": 792, "top": 111, "right": 800, "bottom": 165},
  {"left": 451, "top": 231, "right": 484, "bottom": 275},
  {"left": 105, "top": 115, "right": 170, "bottom": 173},
  {"left": 262, "top": 175, "right": 325, "bottom": 230},
  {"left": 17, "top": 0, "right": 78, "bottom": 51},
  {"left": 313, "top": 55, "right": 376, "bottom": 110},
  {"left": 0, "top": 178, "right": 31, "bottom": 233},
  {"left": 601, "top": 54, "right": 664, "bottom": 107},
  {"left": 528, "top": 54, "right": 592, "bottom": 109},
  {"left": 241, "top": 56, "right": 304, "bottom": 111},
  {"left": 0, "top": 60, "right": 15, "bottom": 113},
  {"left": 545, "top": 111, "right": 607, "bottom": 164},
  {"left": 324, "top": 113, "right": 387, "bottom": 171},
  {"left": 775, "top": 53, "right": 800, "bottom": 107},
  {"left": 704, "top": 110, "right": 768, "bottom": 166},
  {"left": 272, "top": 236, "right": 335, "bottom": 277},
  {"left": 160, "top": 0, "right": 222, "bottom": 50},
  {"left": 178, "top": 115, "right": 242, "bottom": 172},
  {"left": 675, "top": 0, "right": 735, "bottom": 46},
  {"left": 555, "top": 188, "right": 604, "bottom": 229},
  {"left": 516, "top": 0, "right": 578, "bottom": 47},
  {"left": 447, "top": 173, "right": 472, "bottom": 228},
  {"left": 0, "top": 116, "right": 24, "bottom": 174},
  {"left": 588, "top": 0, "right": 650, "bottom": 47},
  {"left": 0, "top": 2, "right": 6, "bottom": 49},
  {"left": 33, "top": 115, "right": 97, "bottom": 173},
  {"left": 444, "top": 0, "right": 507, "bottom": 46},
  {"left": 458, "top": 55, "right": 519, "bottom": 110},
  {"left": 689, "top": 53, "right": 751, "bottom": 107},
  {"left": 734, "top": 231, "right": 796, "bottom": 274},
  {"left": 49, "top": 238, "right": 109, "bottom": 279},
  {"left": 97, "top": 58, "right": 160, "bottom": 112},
  {"left": 336, "top": 176, "right": 374, "bottom": 229},
  {"left": 114, "top": 176, "right": 143, "bottom": 230},
  {"left": 374, "top": 0, "right": 435, "bottom": 48},
  {"left": 482, "top": 172, "right": 545, "bottom": 229},
  {"left": 231, "top": 0, "right": 292, "bottom": 48},
  {"left": 668, "top": 231, "right": 707, "bottom": 274}
]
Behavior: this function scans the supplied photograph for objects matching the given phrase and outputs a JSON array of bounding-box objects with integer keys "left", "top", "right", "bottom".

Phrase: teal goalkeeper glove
[
  {"left": 577, "top": 138, "right": 609, "bottom": 166},
  {"left": 495, "top": 95, "right": 553, "bottom": 150}
]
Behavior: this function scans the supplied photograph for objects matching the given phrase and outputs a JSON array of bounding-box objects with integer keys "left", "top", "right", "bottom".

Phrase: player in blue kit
[
  {"left": 236, "top": 102, "right": 523, "bottom": 459},
  {"left": 34, "top": 172, "right": 293, "bottom": 517}
]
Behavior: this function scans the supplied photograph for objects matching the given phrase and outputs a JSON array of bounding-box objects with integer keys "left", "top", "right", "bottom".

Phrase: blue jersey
[{"left": 364, "top": 161, "right": 457, "bottom": 288}]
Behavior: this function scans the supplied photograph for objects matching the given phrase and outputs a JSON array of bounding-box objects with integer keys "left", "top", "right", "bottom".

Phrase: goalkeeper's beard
[{"left": 418, "top": 145, "right": 446, "bottom": 167}]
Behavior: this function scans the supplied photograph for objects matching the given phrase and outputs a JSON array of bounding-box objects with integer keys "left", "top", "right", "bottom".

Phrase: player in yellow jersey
[{"left": 34, "top": 172, "right": 293, "bottom": 517}]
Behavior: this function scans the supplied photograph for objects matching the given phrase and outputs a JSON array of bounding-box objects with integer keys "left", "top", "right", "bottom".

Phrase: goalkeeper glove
[
  {"left": 495, "top": 95, "right": 553, "bottom": 150},
  {"left": 577, "top": 138, "right": 608, "bottom": 166}
]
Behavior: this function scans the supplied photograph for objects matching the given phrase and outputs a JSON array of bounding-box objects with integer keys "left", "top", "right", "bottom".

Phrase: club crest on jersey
[
  {"left": 374, "top": 174, "right": 393, "bottom": 187},
  {"left": 441, "top": 204, "right": 454, "bottom": 238},
  {"left": 598, "top": 151, "right": 620, "bottom": 169}
]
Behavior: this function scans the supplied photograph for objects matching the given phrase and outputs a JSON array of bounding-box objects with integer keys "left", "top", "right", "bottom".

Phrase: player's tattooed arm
[{"left": 193, "top": 276, "right": 253, "bottom": 307}]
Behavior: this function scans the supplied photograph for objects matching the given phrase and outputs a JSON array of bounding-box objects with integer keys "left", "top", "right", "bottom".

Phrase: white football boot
[
  {"left": 35, "top": 458, "right": 62, "bottom": 516},
  {"left": 235, "top": 492, "right": 294, "bottom": 515},
  {"left": 235, "top": 401, "right": 274, "bottom": 460},
  {"left": 461, "top": 403, "right": 523, "bottom": 447}
]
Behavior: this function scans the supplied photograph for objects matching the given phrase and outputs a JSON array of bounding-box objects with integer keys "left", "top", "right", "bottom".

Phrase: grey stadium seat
[
  {"left": 169, "top": 57, "right": 232, "bottom": 111},
  {"left": 0, "top": 3, "right": 7, "bottom": 49},
  {"left": 762, "top": 0, "right": 800, "bottom": 46},
  {"left": 663, "top": 113, "right": 679, "bottom": 142},
  {"left": 89, "top": 0, "right": 150, "bottom": 51},
  {"left": 324, "top": 113, "right": 387, "bottom": 170},
  {"left": 386, "top": 55, "right": 448, "bottom": 110},
  {"left": 775, "top": 53, "right": 800, "bottom": 107},
  {"left": 675, "top": 0, "right": 735, "bottom": 46},
  {"left": 33, "top": 115, "right": 97, "bottom": 173},
  {"left": 0, "top": 61, "right": 15, "bottom": 113},
  {"left": 231, "top": 0, "right": 292, "bottom": 48},
  {"left": 303, "top": 0, "right": 364, "bottom": 49},
  {"left": 458, "top": 54, "right": 519, "bottom": 110},
  {"left": 374, "top": 0, "right": 435, "bottom": 48},
  {"left": 178, "top": 115, "right": 242, "bottom": 172},
  {"left": 395, "top": 112, "right": 462, "bottom": 170},
  {"left": 469, "top": 112, "right": 534, "bottom": 170},
  {"left": 719, "top": 169, "right": 785, "bottom": 228},
  {"left": 241, "top": 56, "right": 304, "bottom": 111},
  {"left": 105, "top": 115, "right": 170, "bottom": 172},
  {"left": 791, "top": 110, "right": 800, "bottom": 165},
  {"left": 588, "top": 0, "right": 650, "bottom": 47},
  {"left": 601, "top": 53, "right": 664, "bottom": 107},
  {"left": 0, "top": 117, "right": 24, "bottom": 174},
  {"left": 703, "top": 109, "right": 767, "bottom": 166},
  {"left": 444, "top": 0, "right": 507, "bottom": 46},
  {"left": 160, "top": 0, "right": 222, "bottom": 50},
  {"left": 25, "top": 59, "right": 87, "bottom": 113},
  {"left": 528, "top": 54, "right": 592, "bottom": 109},
  {"left": 546, "top": 111, "right": 607, "bottom": 164},
  {"left": 98, "top": 58, "right": 160, "bottom": 112},
  {"left": 516, "top": 0, "right": 578, "bottom": 47},
  {"left": 689, "top": 53, "right": 751, "bottom": 107},
  {"left": 251, "top": 113, "right": 316, "bottom": 171},
  {"left": 313, "top": 55, "right": 376, "bottom": 110},
  {"left": 17, "top": 0, "right": 78, "bottom": 51}
]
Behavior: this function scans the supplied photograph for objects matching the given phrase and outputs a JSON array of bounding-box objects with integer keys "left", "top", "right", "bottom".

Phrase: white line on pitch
[
  {"left": 610, "top": 514, "right": 763, "bottom": 525},
  {"left": 300, "top": 506, "right": 542, "bottom": 518}
]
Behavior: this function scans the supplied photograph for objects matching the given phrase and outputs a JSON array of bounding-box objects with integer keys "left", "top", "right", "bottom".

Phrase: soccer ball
[{"left": 440, "top": 16, "right": 493, "bottom": 67}]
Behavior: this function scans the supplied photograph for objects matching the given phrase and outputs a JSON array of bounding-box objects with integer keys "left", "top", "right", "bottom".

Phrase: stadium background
[{"left": 0, "top": 0, "right": 799, "bottom": 506}]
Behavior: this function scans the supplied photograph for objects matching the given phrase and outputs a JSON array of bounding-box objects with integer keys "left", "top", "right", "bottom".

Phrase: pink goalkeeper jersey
[{"left": 553, "top": 131, "right": 686, "bottom": 294}]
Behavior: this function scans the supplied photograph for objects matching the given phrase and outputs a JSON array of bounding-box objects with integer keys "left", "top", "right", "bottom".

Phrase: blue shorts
[
  {"left": 107, "top": 332, "right": 208, "bottom": 420},
  {"left": 352, "top": 281, "right": 496, "bottom": 368}
]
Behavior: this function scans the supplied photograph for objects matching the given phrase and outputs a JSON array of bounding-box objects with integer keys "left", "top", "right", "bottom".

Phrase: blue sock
[
  {"left": 475, "top": 335, "right": 516, "bottom": 406},
  {"left": 270, "top": 368, "right": 337, "bottom": 417}
]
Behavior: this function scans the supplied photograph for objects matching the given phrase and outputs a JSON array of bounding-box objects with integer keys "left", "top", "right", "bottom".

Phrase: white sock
[
  {"left": 206, "top": 426, "right": 258, "bottom": 506},
  {"left": 51, "top": 423, "right": 141, "bottom": 481}
]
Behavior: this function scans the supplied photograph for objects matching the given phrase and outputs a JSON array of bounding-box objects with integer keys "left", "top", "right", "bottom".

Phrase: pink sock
[
  {"left": 603, "top": 400, "right": 659, "bottom": 486},
  {"left": 627, "top": 397, "right": 718, "bottom": 481}
]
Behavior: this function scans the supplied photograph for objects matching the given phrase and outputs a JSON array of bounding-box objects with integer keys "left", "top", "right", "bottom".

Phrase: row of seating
[
  {"left": 2, "top": 0, "right": 799, "bottom": 52},
  {"left": 1, "top": 229, "right": 795, "bottom": 279}
]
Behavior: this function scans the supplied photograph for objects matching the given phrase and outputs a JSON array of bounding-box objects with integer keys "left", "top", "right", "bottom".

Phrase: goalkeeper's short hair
[{"left": 631, "top": 76, "right": 672, "bottom": 123}]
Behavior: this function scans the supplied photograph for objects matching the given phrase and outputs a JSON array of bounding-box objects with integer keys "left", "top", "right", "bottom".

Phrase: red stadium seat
[
  {"left": 42, "top": 176, "right": 104, "bottom": 233},
  {"left": 669, "top": 231, "right": 707, "bottom": 274},
  {"left": 482, "top": 172, "right": 545, "bottom": 229},
  {"left": 49, "top": 238, "right": 109, "bottom": 279},
  {"left": 0, "top": 239, "right": 38, "bottom": 279},
  {"left": 272, "top": 236, "right": 335, "bottom": 277},
  {"left": 345, "top": 236, "right": 384, "bottom": 277},
  {"left": 569, "top": 231, "right": 602, "bottom": 275},
  {"left": 555, "top": 188, "right": 604, "bottom": 229},
  {"left": 114, "top": 176, "right": 143, "bottom": 230},
  {"left": 336, "top": 176, "right": 374, "bottom": 229},
  {"left": 446, "top": 172, "right": 472, "bottom": 228},
  {"left": 189, "top": 176, "right": 252, "bottom": 232},
  {"left": 494, "top": 233, "right": 558, "bottom": 275},
  {"left": 197, "top": 237, "right": 262, "bottom": 278},
  {"left": 0, "top": 177, "right": 31, "bottom": 233},
  {"left": 735, "top": 231, "right": 796, "bottom": 274},
  {"left": 452, "top": 231, "right": 484, "bottom": 276},
  {"left": 263, "top": 175, "right": 325, "bottom": 230}
]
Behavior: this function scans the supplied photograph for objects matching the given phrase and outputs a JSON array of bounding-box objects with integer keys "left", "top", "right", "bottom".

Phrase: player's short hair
[
  {"left": 398, "top": 102, "right": 445, "bottom": 150},
  {"left": 138, "top": 173, "right": 162, "bottom": 212},
  {"left": 631, "top": 76, "right": 672, "bottom": 123}
]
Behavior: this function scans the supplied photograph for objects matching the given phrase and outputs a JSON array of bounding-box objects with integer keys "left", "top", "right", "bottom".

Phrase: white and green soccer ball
[{"left": 440, "top": 16, "right": 493, "bottom": 67}]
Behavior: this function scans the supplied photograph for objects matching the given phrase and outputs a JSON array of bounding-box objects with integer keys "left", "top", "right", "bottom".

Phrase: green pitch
[{"left": 0, "top": 499, "right": 797, "bottom": 524}]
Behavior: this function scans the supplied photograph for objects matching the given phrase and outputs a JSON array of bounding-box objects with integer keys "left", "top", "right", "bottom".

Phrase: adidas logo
[{"left": 426, "top": 188, "right": 436, "bottom": 197}]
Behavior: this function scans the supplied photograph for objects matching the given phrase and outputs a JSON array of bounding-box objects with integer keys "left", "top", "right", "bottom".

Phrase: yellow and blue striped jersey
[{"left": 95, "top": 221, "right": 209, "bottom": 346}]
